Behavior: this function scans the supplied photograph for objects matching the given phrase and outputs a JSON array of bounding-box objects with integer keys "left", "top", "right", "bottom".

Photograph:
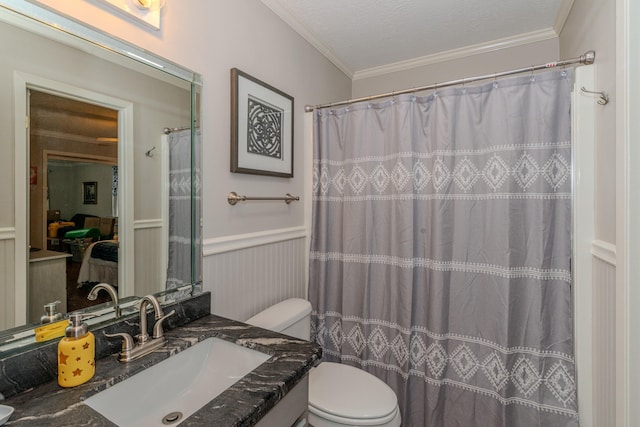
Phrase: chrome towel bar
[{"left": 227, "top": 191, "right": 300, "bottom": 206}]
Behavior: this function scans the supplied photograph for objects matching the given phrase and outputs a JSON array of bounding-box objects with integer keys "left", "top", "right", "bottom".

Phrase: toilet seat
[{"left": 309, "top": 362, "right": 399, "bottom": 426}]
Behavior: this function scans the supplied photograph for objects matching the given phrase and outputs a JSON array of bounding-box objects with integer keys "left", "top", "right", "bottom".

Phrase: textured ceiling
[{"left": 261, "top": 0, "right": 573, "bottom": 78}]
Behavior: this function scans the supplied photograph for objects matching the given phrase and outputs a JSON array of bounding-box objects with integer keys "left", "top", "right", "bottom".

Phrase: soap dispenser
[
  {"left": 58, "top": 313, "right": 95, "bottom": 388},
  {"left": 41, "top": 300, "right": 63, "bottom": 324}
]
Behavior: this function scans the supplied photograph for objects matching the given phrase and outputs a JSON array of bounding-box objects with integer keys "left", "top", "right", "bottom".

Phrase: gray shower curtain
[
  {"left": 309, "top": 70, "right": 577, "bottom": 426},
  {"left": 167, "top": 129, "right": 201, "bottom": 291}
]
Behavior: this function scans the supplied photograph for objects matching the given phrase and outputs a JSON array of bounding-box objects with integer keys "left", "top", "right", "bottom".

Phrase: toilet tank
[{"left": 245, "top": 298, "right": 312, "bottom": 340}]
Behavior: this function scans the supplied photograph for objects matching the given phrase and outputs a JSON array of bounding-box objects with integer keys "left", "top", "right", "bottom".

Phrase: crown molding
[
  {"left": 260, "top": 0, "right": 354, "bottom": 79},
  {"left": 353, "top": 28, "right": 559, "bottom": 80}
]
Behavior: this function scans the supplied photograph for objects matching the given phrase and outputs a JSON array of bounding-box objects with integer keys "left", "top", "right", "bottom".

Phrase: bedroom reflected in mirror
[{"left": 30, "top": 90, "right": 119, "bottom": 320}]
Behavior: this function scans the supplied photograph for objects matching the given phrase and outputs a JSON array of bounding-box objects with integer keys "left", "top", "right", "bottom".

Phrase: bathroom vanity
[{"left": 0, "top": 292, "right": 321, "bottom": 426}]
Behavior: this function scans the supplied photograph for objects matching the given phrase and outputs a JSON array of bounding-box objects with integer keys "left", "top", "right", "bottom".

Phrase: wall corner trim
[
  {"left": 259, "top": 0, "right": 354, "bottom": 79},
  {"left": 553, "top": 0, "right": 576, "bottom": 35},
  {"left": 203, "top": 226, "right": 307, "bottom": 256},
  {"left": 591, "top": 240, "right": 617, "bottom": 266}
]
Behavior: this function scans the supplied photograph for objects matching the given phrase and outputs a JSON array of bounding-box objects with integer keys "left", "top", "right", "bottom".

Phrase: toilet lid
[{"left": 309, "top": 362, "right": 398, "bottom": 424}]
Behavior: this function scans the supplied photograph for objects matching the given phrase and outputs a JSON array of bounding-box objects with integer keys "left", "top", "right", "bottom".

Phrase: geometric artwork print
[{"left": 247, "top": 95, "right": 283, "bottom": 159}]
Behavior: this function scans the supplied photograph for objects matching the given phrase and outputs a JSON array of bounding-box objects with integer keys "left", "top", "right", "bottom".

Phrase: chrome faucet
[
  {"left": 87, "top": 283, "right": 121, "bottom": 318},
  {"left": 137, "top": 295, "right": 166, "bottom": 344},
  {"left": 105, "top": 294, "right": 175, "bottom": 362}
]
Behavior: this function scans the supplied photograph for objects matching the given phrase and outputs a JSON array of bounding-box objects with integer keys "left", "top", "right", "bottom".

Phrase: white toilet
[{"left": 246, "top": 299, "right": 402, "bottom": 427}]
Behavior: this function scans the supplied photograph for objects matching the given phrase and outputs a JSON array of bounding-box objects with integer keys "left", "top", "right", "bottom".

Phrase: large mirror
[{"left": 0, "top": 1, "right": 202, "bottom": 351}]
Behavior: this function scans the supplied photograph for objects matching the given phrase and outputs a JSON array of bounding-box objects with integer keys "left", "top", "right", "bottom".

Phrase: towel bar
[{"left": 227, "top": 191, "right": 300, "bottom": 206}]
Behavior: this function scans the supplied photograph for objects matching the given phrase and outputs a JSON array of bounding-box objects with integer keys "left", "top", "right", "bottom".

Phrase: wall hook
[
  {"left": 145, "top": 146, "right": 156, "bottom": 157},
  {"left": 580, "top": 86, "right": 609, "bottom": 105}
]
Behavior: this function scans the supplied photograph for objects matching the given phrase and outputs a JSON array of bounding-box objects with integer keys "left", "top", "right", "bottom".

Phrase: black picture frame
[
  {"left": 230, "top": 68, "right": 294, "bottom": 177},
  {"left": 83, "top": 181, "right": 97, "bottom": 204}
]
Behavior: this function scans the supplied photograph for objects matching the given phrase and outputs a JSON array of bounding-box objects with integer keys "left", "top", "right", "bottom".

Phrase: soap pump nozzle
[
  {"left": 65, "top": 312, "right": 90, "bottom": 338},
  {"left": 41, "top": 301, "right": 63, "bottom": 324}
]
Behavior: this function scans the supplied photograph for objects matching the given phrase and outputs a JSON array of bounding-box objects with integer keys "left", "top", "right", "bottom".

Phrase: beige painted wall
[
  {"left": 352, "top": 38, "right": 559, "bottom": 98},
  {"left": 560, "top": 0, "right": 616, "bottom": 244},
  {"left": 35, "top": 1, "right": 352, "bottom": 241}
]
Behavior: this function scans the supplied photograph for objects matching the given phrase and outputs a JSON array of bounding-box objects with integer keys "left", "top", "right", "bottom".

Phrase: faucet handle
[
  {"left": 152, "top": 310, "right": 175, "bottom": 339},
  {"left": 104, "top": 332, "right": 135, "bottom": 354}
]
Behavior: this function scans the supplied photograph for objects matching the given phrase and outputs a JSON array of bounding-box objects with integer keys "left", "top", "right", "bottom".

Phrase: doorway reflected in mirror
[{"left": 30, "top": 90, "right": 119, "bottom": 319}]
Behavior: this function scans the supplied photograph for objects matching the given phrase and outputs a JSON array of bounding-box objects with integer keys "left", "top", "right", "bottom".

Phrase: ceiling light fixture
[{"left": 133, "top": 0, "right": 165, "bottom": 11}]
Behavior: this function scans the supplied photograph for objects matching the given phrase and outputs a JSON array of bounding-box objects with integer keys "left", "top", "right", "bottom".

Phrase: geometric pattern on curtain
[{"left": 309, "top": 69, "right": 578, "bottom": 426}]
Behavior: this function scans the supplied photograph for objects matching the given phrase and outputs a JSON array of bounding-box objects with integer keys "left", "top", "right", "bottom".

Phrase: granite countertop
[{"left": 3, "top": 314, "right": 322, "bottom": 426}]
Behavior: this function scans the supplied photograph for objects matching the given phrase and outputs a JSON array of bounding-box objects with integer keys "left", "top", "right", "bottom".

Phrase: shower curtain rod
[
  {"left": 304, "top": 50, "right": 595, "bottom": 112},
  {"left": 163, "top": 125, "right": 199, "bottom": 134}
]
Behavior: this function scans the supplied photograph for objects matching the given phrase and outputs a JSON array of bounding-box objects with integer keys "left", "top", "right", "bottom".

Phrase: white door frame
[
  {"left": 573, "top": 64, "right": 596, "bottom": 427},
  {"left": 616, "top": 0, "right": 640, "bottom": 425}
]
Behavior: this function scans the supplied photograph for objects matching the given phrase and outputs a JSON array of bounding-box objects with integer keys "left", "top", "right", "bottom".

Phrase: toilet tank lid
[{"left": 245, "top": 298, "right": 311, "bottom": 332}]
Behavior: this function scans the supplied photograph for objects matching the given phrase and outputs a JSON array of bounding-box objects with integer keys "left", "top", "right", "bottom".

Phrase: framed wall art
[
  {"left": 230, "top": 68, "right": 294, "bottom": 178},
  {"left": 83, "top": 181, "right": 98, "bottom": 204}
]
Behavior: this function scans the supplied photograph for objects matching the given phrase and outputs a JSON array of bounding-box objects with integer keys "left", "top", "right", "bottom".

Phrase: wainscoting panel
[
  {"left": 591, "top": 242, "right": 616, "bottom": 427},
  {"left": 133, "top": 223, "right": 165, "bottom": 297},
  {"left": 0, "top": 237, "right": 15, "bottom": 330},
  {"left": 204, "top": 235, "right": 307, "bottom": 322}
]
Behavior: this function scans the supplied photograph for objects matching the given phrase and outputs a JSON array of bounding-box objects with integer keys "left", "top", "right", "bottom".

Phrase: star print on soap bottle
[{"left": 58, "top": 312, "right": 95, "bottom": 387}]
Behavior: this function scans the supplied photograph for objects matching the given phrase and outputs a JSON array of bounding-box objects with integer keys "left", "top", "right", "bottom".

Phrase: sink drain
[{"left": 162, "top": 411, "right": 183, "bottom": 425}]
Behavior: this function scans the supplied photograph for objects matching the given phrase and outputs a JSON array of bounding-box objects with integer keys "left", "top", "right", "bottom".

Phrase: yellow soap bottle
[{"left": 58, "top": 313, "right": 95, "bottom": 388}]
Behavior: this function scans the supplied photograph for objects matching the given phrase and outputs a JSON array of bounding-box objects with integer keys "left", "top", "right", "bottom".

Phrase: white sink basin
[{"left": 84, "top": 337, "right": 271, "bottom": 426}]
